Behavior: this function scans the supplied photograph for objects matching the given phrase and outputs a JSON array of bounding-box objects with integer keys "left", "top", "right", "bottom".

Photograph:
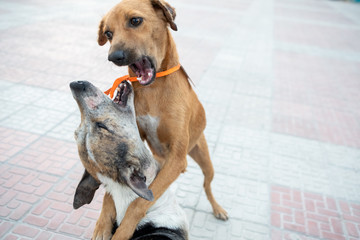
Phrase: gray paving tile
[
  {"left": 218, "top": 125, "right": 270, "bottom": 151},
  {"left": 46, "top": 112, "right": 80, "bottom": 142},
  {"left": 0, "top": 100, "right": 26, "bottom": 120},
  {"left": 269, "top": 153, "right": 331, "bottom": 195},
  {"left": 33, "top": 91, "right": 78, "bottom": 113},
  {"left": 196, "top": 174, "right": 269, "bottom": 225},
  {"left": 224, "top": 94, "right": 272, "bottom": 130},
  {"left": 212, "top": 144, "right": 269, "bottom": 182},
  {"left": 0, "top": 105, "right": 69, "bottom": 135},
  {"left": 0, "top": 84, "right": 52, "bottom": 104},
  {"left": 329, "top": 167, "right": 360, "bottom": 202}
]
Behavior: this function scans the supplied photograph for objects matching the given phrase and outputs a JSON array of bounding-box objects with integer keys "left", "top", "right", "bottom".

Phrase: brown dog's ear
[
  {"left": 97, "top": 17, "right": 108, "bottom": 46},
  {"left": 151, "top": 0, "right": 177, "bottom": 31},
  {"left": 73, "top": 170, "right": 100, "bottom": 209}
]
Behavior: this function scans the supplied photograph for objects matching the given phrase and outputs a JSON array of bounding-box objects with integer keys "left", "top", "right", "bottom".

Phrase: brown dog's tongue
[{"left": 135, "top": 58, "right": 153, "bottom": 84}]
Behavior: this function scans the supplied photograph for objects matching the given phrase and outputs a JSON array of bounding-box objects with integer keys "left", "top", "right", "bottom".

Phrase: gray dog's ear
[
  {"left": 73, "top": 170, "right": 101, "bottom": 209},
  {"left": 122, "top": 168, "right": 154, "bottom": 201},
  {"left": 97, "top": 17, "right": 108, "bottom": 46},
  {"left": 151, "top": 0, "right": 177, "bottom": 31}
]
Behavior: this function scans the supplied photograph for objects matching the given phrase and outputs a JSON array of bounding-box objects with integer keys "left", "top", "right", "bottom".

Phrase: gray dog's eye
[
  {"left": 96, "top": 122, "right": 109, "bottom": 131},
  {"left": 129, "top": 17, "right": 143, "bottom": 27},
  {"left": 104, "top": 31, "right": 113, "bottom": 40}
]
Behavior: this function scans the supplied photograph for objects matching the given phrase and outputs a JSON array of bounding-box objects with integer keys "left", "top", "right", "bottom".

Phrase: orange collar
[{"left": 104, "top": 64, "right": 181, "bottom": 98}]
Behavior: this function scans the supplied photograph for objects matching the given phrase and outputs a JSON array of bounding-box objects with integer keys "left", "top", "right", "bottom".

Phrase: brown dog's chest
[
  {"left": 136, "top": 114, "right": 168, "bottom": 159},
  {"left": 133, "top": 77, "right": 207, "bottom": 159},
  {"left": 133, "top": 82, "right": 176, "bottom": 159}
]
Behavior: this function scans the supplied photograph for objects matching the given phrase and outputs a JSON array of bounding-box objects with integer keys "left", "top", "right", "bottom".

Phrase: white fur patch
[
  {"left": 96, "top": 174, "right": 188, "bottom": 231},
  {"left": 138, "top": 188, "right": 189, "bottom": 232},
  {"left": 137, "top": 115, "right": 163, "bottom": 155},
  {"left": 97, "top": 173, "right": 138, "bottom": 224}
]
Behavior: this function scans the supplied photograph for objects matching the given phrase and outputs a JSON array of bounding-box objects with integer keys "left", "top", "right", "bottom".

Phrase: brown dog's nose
[{"left": 108, "top": 50, "right": 126, "bottom": 65}]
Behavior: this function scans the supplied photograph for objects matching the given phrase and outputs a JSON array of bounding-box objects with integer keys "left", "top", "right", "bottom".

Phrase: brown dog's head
[
  {"left": 97, "top": 0, "right": 177, "bottom": 85},
  {"left": 70, "top": 80, "right": 158, "bottom": 209}
]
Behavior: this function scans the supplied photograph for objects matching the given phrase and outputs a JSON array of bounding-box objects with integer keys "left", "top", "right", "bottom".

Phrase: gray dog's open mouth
[
  {"left": 129, "top": 57, "right": 156, "bottom": 85},
  {"left": 113, "top": 81, "right": 132, "bottom": 107}
]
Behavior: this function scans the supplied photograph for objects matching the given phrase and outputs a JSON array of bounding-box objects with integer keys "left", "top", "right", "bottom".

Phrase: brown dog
[{"left": 75, "top": 0, "right": 228, "bottom": 239}]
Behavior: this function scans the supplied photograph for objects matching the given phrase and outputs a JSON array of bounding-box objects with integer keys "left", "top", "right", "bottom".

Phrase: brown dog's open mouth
[
  {"left": 129, "top": 57, "right": 156, "bottom": 85},
  {"left": 113, "top": 80, "right": 132, "bottom": 107}
]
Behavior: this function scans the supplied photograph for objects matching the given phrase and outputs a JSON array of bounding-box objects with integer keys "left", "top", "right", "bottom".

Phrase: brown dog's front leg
[
  {"left": 112, "top": 154, "right": 188, "bottom": 240},
  {"left": 112, "top": 197, "right": 152, "bottom": 240},
  {"left": 93, "top": 193, "right": 116, "bottom": 240}
]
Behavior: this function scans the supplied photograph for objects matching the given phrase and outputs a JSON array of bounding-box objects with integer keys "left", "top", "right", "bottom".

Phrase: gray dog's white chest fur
[{"left": 97, "top": 173, "right": 188, "bottom": 231}]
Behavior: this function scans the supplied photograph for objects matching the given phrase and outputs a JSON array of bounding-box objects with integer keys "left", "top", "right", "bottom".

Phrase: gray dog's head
[{"left": 70, "top": 80, "right": 158, "bottom": 209}]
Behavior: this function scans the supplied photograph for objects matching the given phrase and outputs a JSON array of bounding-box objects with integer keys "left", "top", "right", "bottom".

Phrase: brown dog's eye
[
  {"left": 104, "top": 31, "right": 113, "bottom": 40},
  {"left": 129, "top": 17, "right": 143, "bottom": 27}
]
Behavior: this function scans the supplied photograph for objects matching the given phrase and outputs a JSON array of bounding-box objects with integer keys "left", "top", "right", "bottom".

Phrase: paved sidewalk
[{"left": 1, "top": 0, "right": 360, "bottom": 239}]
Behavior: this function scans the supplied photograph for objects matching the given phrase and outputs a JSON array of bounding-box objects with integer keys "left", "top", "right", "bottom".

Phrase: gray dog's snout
[
  {"left": 70, "top": 81, "right": 90, "bottom": 91},
  {"left": 108, "top": 50, "right": 126, "bottom": 65}
]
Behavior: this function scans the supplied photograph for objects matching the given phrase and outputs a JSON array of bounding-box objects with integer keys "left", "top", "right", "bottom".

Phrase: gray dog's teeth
[{"left": 112, "top": 89, "right": 119, "bottom": 100}]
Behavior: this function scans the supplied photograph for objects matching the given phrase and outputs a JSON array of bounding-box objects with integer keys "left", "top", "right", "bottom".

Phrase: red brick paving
[
  {"left": 273, "top": 50, "right": 360, "bottom": 148},
  {"left": 8, "top": 136, "right": 79, "bottom": 176},
  {"left": 275, "top": 20, "right": 360, "bottom": 52},
  {"left": 0, "top": 127, "right": 40, "bottom": 162},
  {"left": 0, "top": 125, "right": 105, "bottom": 239},
  {"left": 275, "top": 6, "right": 355, "bottom": 25},
  {"left": 275, "top": 0, "right": 332, "bottom": 8},
  {"left": 0, "top": 152, "right": 104, "bottom": 239},
  {"left": 271, "top": 185, "right": 360, "bottom": 240}
]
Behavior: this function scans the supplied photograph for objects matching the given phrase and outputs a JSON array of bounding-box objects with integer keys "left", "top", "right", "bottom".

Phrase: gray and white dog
[{"left": 70, "top": 80, "right": 188, "bottom": 240}]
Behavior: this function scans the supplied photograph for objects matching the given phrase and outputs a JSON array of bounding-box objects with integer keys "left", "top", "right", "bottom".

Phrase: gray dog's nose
[
  {"left": 70, "top": 81, "right": 89, "bottom": 91},
  {"left": 108, "top": 50, "right": 126, "bottom": 65}
]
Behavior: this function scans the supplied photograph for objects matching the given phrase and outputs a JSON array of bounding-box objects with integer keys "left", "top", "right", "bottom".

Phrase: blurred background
[{"left": 0, "top": 0, "right": 360, "bottom": 239}]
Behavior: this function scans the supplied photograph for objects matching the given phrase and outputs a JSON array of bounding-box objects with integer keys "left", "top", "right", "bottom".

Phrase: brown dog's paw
[
  {"left": 213, "top": 206, "right": 229, "bottom": 221},
  {"left": 92, "top": 222, "right": 113, "bottom": 240},
  {"left": 92, "top": 230, "right": 112, "bottom": 240}
]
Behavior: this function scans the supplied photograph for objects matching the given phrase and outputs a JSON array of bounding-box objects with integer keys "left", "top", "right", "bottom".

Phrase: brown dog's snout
[{"left": 108, "top": 50, "right": 126, "bottom": 66}]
